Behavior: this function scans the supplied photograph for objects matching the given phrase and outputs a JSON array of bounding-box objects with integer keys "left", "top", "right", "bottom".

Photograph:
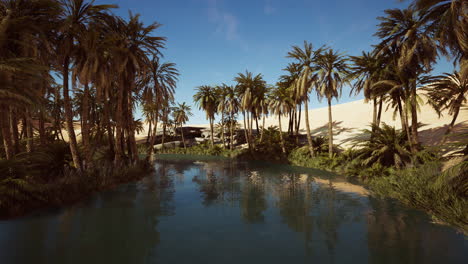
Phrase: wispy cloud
[
  {"left": 206, "top": 0, "right": 248, "bottom": 50},
  {"left": 264, "top": 0, "right": 276, "bottom": 15}
]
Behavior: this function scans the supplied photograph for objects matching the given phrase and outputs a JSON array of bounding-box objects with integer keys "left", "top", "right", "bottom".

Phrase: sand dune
[{"left": 153, "top": 99, "right": 467, "bottom": 148}]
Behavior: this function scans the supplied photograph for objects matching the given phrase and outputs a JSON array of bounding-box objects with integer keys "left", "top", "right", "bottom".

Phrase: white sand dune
[{"left": 152, "top": 98, "right": 467, "bottom": 148}]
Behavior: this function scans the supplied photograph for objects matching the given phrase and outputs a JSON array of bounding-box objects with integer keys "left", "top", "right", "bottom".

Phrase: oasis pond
[{"left": 0, "top": 155, "right": 466, "bottom": 264}]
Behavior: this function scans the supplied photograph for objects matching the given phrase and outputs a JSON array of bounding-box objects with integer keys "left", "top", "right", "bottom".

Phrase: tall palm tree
[
  {"left": 141, "top": 57, "right": 178, "bottom": 157},
  {"left": 349, "top": 51, "right": 386, "bottom": 131},
  {"left": 193, "top": 85, "right": 217, "bottom": 147},
  {"left": 286, "top": 41, "right": 324, "bottom": 157},
  {"left": 57, "top": 0, "right": 117, "bottom": 169},
  {"left": 0, "top": 0, "right": 60, "bottom": 159},
  {"left": 234, "top": 71, "right": 266, "bottom": 149},
  {"left": 375, "top": 7, "right": 438, "bottom": 151},
  {"left": 110, "top": 13, "right": 166, "bottom": 164},
  {"left": 224, "top": 85, "right": 239, "bottom": 150},
  {"left": 215, "top": 84, "right": 228, "bottom": 148},
  {"left": 422, "top": 71, "right": 468, "bottom": 136},
  {"left": 173, "top": 102, "right": 192, "bottom": 149},
  {"left": 316, "top": 49, "right": 350, "bottom": 158},
  {"left": 268, "top": 86, "right": 292, "bottom": 154}
]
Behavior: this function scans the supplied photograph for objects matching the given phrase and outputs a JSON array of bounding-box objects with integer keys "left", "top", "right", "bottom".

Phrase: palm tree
[
  {"left": 193, "top": 85, "right": 217, "bottom": 147},
  {"left": 234, "top": 71, "right": 266, "bottom": 149},
  {"left": 141, "top": 57, "right": 178, "bottom": 157},
  {"left": 224, "top": 85, "right": 239, "bottom": 150},
  {"left": 422, "top": 71, "right": 468, "bottom": 136},
  {"left": 349, "top": 51, "right": 386, "bottom": 131},
  {"left": 286, "top": 41, "right": 324, "bottom": 157},
  {"left": 0, "top": 0, "right": 60, "bottom": 159},
  {"left": 173, "top": 102, "right": 192, "bottom": 149},
  {"left": 411, "top": 0, "right": 467, "bottom": 70},
  {"left": 268, "top": 86, "right": 292, "bottom": 154},
  {"left": 215, "top": 84, "right": 228, "bottom": 148},
  {"left": 57, "top": 0, "right": 117, "bottom": 169},
  {"left": 316, "top": 49, "right": 351, "bottom": 158},
  {"left": 375, "top": 8, "right": 438, "bottom": 151},
  {"left": 110, "top": 13, "right": 166, "bottom": 164},
  {"left": 355, "top": 123, "right": 412, "bottom": 169}
]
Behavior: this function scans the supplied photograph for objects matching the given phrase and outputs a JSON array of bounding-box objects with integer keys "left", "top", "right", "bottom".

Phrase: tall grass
[{"left": 370, "top": 160, "right": 468, "bottom": 234}]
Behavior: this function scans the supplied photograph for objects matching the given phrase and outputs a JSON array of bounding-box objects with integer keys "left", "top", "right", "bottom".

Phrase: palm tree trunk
[
  {"left": 250, "top": 112, "right": 255, "bottom": 148},
  {"left": 278, "top": 113, "right": 286, "bottom": 154},
  {"left": 410, "top": 87, "right": 419, "bottom": 148},
  {"left": 104, "top": 98, "right": 115, "bottom": 158},
  {"left": 115, "top": 84, "right": 125, "bottom": 165},
  {"left": 9, "top": 107, "right": 19, "bottom": 154},
  {"left": 296, "top": 103, "right": 302, "bottom": 144},
  {"left": 376, "top": 97, "right": 383, "bottom": 128},
  {"left": 397, "top": 97, "right": 414, "bottom": 153},
  {"left": 260, "top": 113, "right": 266, "bottom": 142},
  {"left": 304, "top": 98, "right": 315, "bottom": 157},
  {"left": 128, "top": 96, "right": 139, "bottom": 163},
  {"left": 327, "top": 98, "right": 333, "bottom": 158},
  {"left": 242, "top": 111, "right": 250, "bottom": 149},
  {"left": 63, "top": 57, "right": 82, "bottom": 170},
  {"left": 230, "top": 113, "right": 235, "bottom": 151},
  {"left": 444, "top": 106, "right": 460, "bottom": 136},
  {"left": 26, "top": 110, "right": 33, "bottom": 153},
  {"left": 82, "top": 83, "right": 91, "bottom": 166},
  {"left": 181, "top": 124, "right": 186, "bottom": 149},
  {"left": 210, "top": 117, "right": 215, "bottom": 147},
  {"left": 147, "top": 119, "right": 152, "bottom": 144},
  {"left": 38, "top": 108, "right": 46, "bottom": 146},
  {"left": 255, "top": 114, "right": 259, "bottom": 135},
  {"left": 1, "top": 106, "right": 13, "bottom": 160},
  {"left": 221, "top": 111, "right": 226, "bottom": 148}
]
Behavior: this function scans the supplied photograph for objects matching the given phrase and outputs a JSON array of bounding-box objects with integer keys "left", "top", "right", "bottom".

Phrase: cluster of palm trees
[
  {"left": 194, "top": 0, "right": 466, "bottom": 160},
  {"left": 0, "top": 0, "right": 179, "bottom": 169}
]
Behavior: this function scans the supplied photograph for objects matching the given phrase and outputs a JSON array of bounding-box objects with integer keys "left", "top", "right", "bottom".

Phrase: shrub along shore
[{"left": 0, "top": 142, "right": 154, "bottom": 219}]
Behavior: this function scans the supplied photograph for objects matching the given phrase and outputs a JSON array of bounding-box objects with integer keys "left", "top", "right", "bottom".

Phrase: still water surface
[{"left": 0, "top": 155, "right": 467, "bottom": 264}]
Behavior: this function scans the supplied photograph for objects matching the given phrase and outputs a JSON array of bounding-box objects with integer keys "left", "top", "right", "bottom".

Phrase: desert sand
[{"left": 137, "top": 98, "right": 467, "bottom": 148}]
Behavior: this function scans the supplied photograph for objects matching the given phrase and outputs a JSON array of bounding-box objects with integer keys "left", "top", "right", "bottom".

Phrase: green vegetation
[
  {"left": 0, "top": 0, "right": 181, "bottom": 216},
  {"left": 0, "top": 0, "right": 466, "bottom": 233}
]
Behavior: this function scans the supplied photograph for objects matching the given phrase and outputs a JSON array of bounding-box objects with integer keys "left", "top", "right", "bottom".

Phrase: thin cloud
[
  {"left": 264, "top": 0, "right": 276, "bottom": 15},
  {"left": 206, "top": 0, "right": 248, "bottom": 50}
]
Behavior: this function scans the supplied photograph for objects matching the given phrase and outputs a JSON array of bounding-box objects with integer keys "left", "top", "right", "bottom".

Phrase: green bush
[{"left": 370, "top": 161, "right": 468, "bottom": 234}]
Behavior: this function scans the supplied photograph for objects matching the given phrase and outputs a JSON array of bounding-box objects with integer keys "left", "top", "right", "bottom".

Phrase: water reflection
[{"left": 0, "top": 156, "right": 466, "bottom": 264}]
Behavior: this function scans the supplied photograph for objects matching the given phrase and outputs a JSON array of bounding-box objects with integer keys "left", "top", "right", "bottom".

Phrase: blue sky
[{"left": 95, "top": 0, "right": 455, "bottom": 124}]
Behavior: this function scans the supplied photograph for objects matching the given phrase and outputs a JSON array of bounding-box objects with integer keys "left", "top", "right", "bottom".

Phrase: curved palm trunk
[
  {"left": 62, "top": 58, "right": 82, "bottom": 170},
  {"left": 440, "top": 106, "right": 461, "bottom": 145},
  {"left": 327, "top": 98, "right": 333, "bottom": 158},
  {"left": 278, "top": 113, "right": 286, "bottom": 154},
  {"left": 304, "top": 99, "right": 315, "bottom": 157},
  {"left": 376, "top": 97, "right": 383, "bottom": 128},
  {"left": 296, "top": 104, "right": 302, "bottom": 144},
  {"left": 242, "top": 111, "right": 250, "bottom": 149}
]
